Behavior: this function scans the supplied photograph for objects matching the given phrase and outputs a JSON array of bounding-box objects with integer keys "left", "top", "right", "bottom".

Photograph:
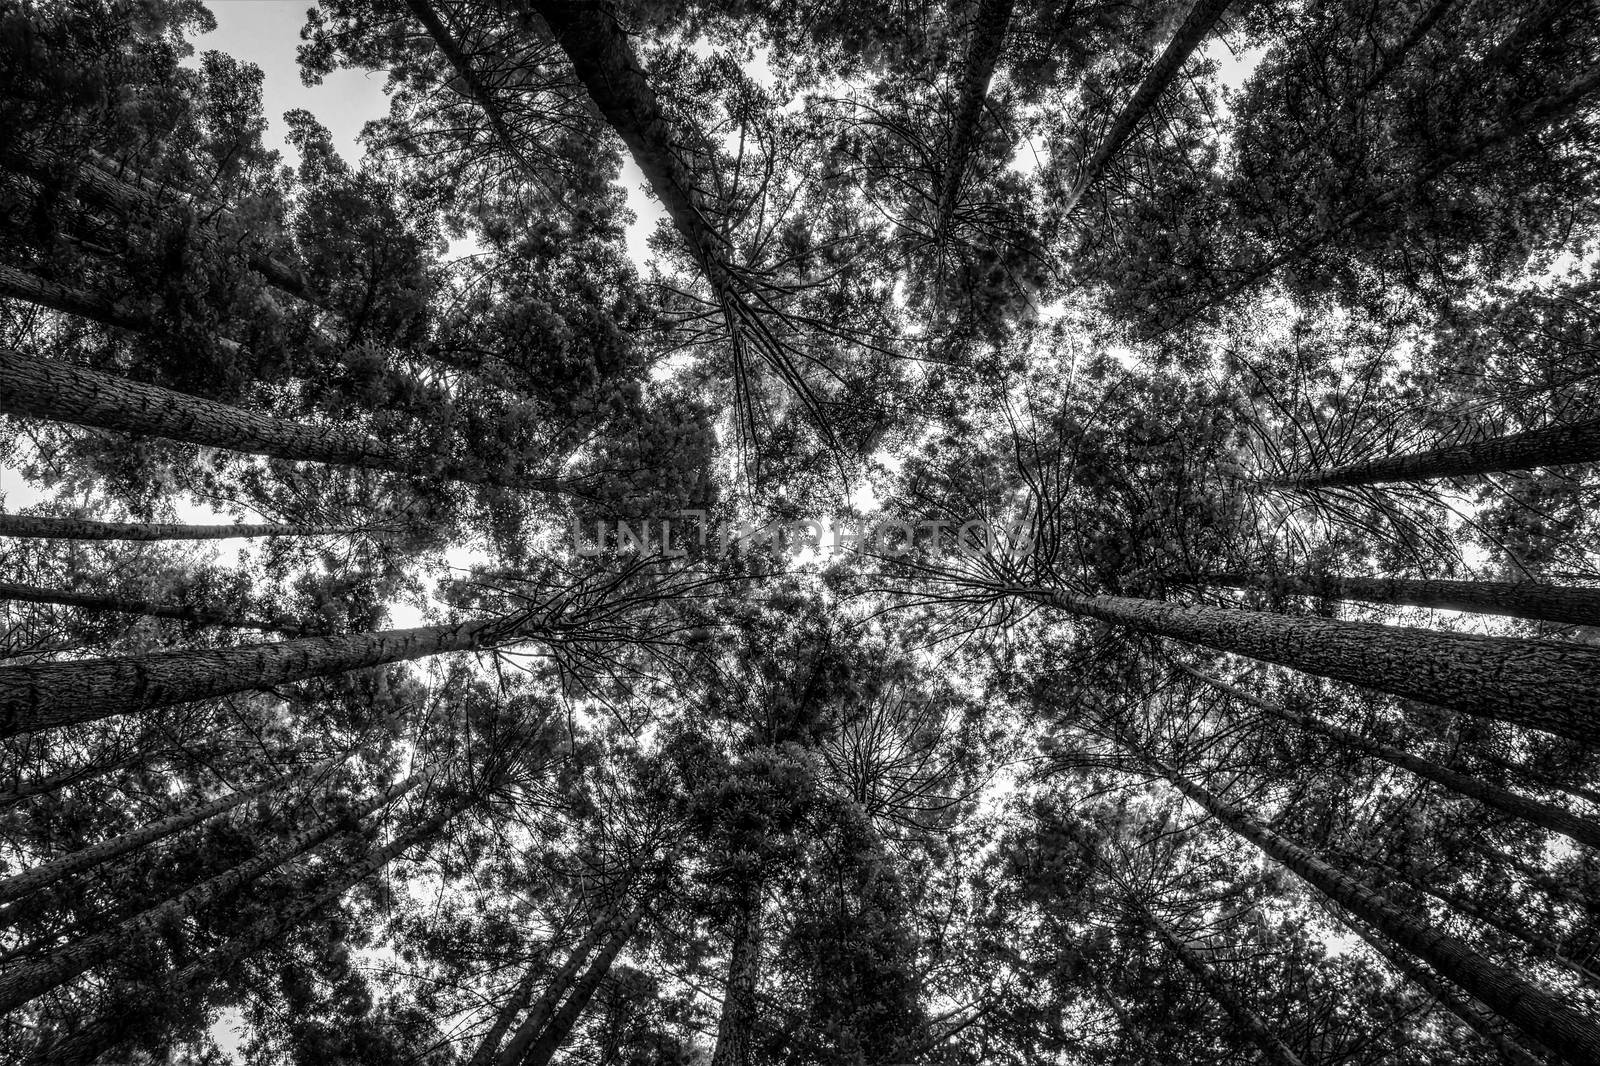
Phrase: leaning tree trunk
[
  {"left": 466, "top": 957, "right": 547, "bottom": 1066},
  {"left": 0, "top": 764, "right": 436, "bottom": 1014},
  {"left": 0, "top": 753, "right": 345, "bottom": 906},
  {"left": 1020, "top": 587, "right": 1600, "bottom": 743},
  {"left": 0, "top": 349, "right": 571, "bottom": 493},
  {"left": 1150, "top": 756, "right": 1600, "bottom": 1065},
  {"left": 0, "top": 618, "right": 511, "bottom": 737},
  {"left": 1184, "top": 666, "right": 1600, "bottom": 850},
  {"left": 36, "top": 782, "right": 479, "bottom": 1066},
  {"left": 1195, "top": 571, "right": 1600, "bottom": 627},
  {"left": 1341, "top": 911, "right": 1551, "bottom": 1066},
  {"left": 710, "top": 879, "right": 764, "bottom": 1066},
  {"left": 932, "top": 0, "right": 1017, "bottom": 240},
  {"left": 1060, "top": 0, "right": 1232, "bottom": 215},
  {"left": 0, "top": 512, "right": 354, "bottom": 541},
  {"left": 0, "top": 264, "right": 147, "bottom": 332},
  {"left": 0, "top": 750, "right": 144, "bottom": 809},
  {"left": 1275, "top": 417, "right": 1600, "bottom": 488},
  {"left": 518, "top": 898, "right": 650, "bottom": 1066},
  {"left": 0, "top": 581, "right": 311, "bottom": 637},
  {"left": 1147, "top": 912, "right": 1308, "bottom": 1066},
  {"left": 490, "top": 904, "right": 619, "bottom": 1066}
]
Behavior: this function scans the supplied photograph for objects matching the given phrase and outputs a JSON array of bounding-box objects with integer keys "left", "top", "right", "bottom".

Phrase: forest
[{"left": 1, "top": 0, "right": 1599, "bottom": 1062}]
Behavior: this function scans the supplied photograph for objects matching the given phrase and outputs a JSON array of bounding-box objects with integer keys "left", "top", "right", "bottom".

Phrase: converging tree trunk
[
  {"left": 1184, "top": 666, "right": 1600, "bottom": 849},
  {"left": 0, "top": 753, "right": 345, "bottom": 907},
  {"left": 0, "top": 512, "right": 354, "bottom": 541},
  {"left": 0, "top": 349, "right": 571, "bottom": 493},
  {"left": 491, "top": 904, "right": 618, "bottom": 1066},
  {"left": 1150, "top": 757, "right": 1600, "bottom": 1065},
  {"left": 1060, "top": 0, "right": 1231, "bottom": 215},
  {"left": 1021, "top": 588, "right": 1600, "bottom": 743},
  {"left": 518, "top": 898, "right": 650, "bottom": 1066},
  {"left": 0, "top": 751, "right": 144, "bottom": 810},
  {"left": 1195, "top": 571, "right": 1600, "bottom": 627},
  {"left": 36, "top": 781, "right": 480, "bottom": 1066},
  {"left": 0, "top": 764, "right": 437, "bottom": 1014},
  {"left": 1275, "top": 417, "right": 1600, "bottom": 488},
  {"left": 932, "top": 0, "right": 1016, "bottom": 240},
  {"left": 0, "top": 619, "right": 515, "bottom": 737},
  {"left": 0, "top": 581, "right": 311, "bottom": 637}
]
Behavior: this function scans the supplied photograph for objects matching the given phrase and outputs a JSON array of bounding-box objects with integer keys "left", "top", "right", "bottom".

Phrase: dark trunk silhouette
[
  {"left": 0, "top": 754, "right": 343, "bottom": 906},
  {"left": 1196, "top": 571, "right": 1600, "bottom": 627},
  {"left": 0, "top": 512, "right": 353, "bottom": 541},
  {"left": 710, "top": 879, "right": 763, "bottom": 1066},
  {"left": 0, "top": 619, "right": 513, "bottom": 737},
  {"left": 1276, "top": 418, "right": 1600, "bottom": 488},
  {"left": 517, "top": 898, "right": 650, "bottom": 1066},
  {"left": 1061, "top": 0, "right": 1231, "bottom": 214},
  {"left": 0, "top": 765, "right": 436, "bottom": 1013},
  {"left": 1184, "top": 666, "right": 1600, "bottom": 849},
  {"left": 1150, "top": 757, "right": 1600, "bottom": 1065},
  {"left": 0, "top": 581, "right": 312, "bottom": 637},
  {"left": 1361, "top": 0, "right": 1458, "bottom": 93},
  {"left": 491, "top": 905, "right": 617, "bottom": 1066},
  {"left": 932, "top": 0, "right": 1016, "bottom": 240}
]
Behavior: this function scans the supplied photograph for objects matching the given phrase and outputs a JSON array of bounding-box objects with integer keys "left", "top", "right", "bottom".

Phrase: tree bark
[
  {"left": 0, "top": 512, "right": 353, "bottom": 541},
  {"left": 1151, "top": 757, "right": 1600, "bottom": 1065},
  {"left": 490, "top": 907, "right": 615, "bottom": 1066},
  {"left": 0, "top": 349, "right": 572, "bottom": 493},
  {"left": 1275, "top": 417, "right": 1600, "bottom": 488},
  {"left": 0, "top": 619, "right": 506, "bottom": 738},
  {"left": 1341, "top": 912, "right": 1552, "bottom": 1066},
  {"left": 1196, "top": 571, "right": 1600, "bottom": 627},
  {"left": 1021, "top": 588, "right": 1600, "bottom": 743},
  {"left": 1184, "top": 666, "right": 1600, "bottom": 850},
  {"left": 467, "top": 956, "right": 547, "bottom": 1066},
  {"left": 0, "top": 764, "right": 436, "bottom": 1014},
  {"left": 1061, "top": 0, "right": 1232, "bottom": 215},
  {"left": 710, "top": 880, "right": 764, "bottom": 1066},
  {"left": 1147, "top": 912, "right": 1308, "bottom": 1066},
  {"left": 0, "top": 754, "right": 344, "bottom": 907},
  {"left": 0, "top": 263, "right": 147, "bottom": 331},
  {"left": 932, "top": 0, "right": 1017, "bottom": 240},
  {"left": 0, "top": 581, "right": 311, "bottom": 637},
  {"left": 518, "top": 897, "right": 649, "bottom": 1066}
]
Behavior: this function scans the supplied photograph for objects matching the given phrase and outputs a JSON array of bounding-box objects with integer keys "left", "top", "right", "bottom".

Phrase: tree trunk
[
  {"left": 518, "top": 898, "right": 649, "bottom": 1066},
  {"left": 0, "top": 512, "right": 353, "bottom": 541},
  {"left": 1197, "top": 571, "right": 1600, "bottom": 627},
  {"left": 490, "top": 907, "right": 616, "bottom": 1066},
  {"left": 1147, "top": 913, "right": 1308, "bottom": 1066},
  {"left": 0, "top": 764, "right": 436, "bottom": 1014},
  {"left": 0, "top": 581, "right": 311, "bottom": 637},
  {"left": 1184, "top": 666, "right": 1600, "bottom": 849},
  {"left": 36, "top": 784, "right": 478, "bottom": 1066},
  {"left": 0, "top": 754, "right": 345, "bottom": 907},
  {"left": 466, "top": 957, "right": 548, "bottom": 1066},
  {"left": 710, "top": 880, "right": 764, "bottom": 1066},
  {"left": 1341, "top": 912, "right": 1552, "bottom": 1066},
  {"left": 1276, "top": 418, "right": 1600, "bottom": 488},
  {"left": 0, "top": 751, "right": 143, "bottom": 810},
  {"left": 1150, "top": 756, "right": 1600, "bottom": 1065},
  {"left": 1022, "top": 588, "right": 1600, "bottom": 743},
  {"left": 932, "top": 0, "right": 1017, "bottom": 240},
  {"left": 1061, "top": 0, "right": 1232, "bottom": 214},
  {"left": 0, "top": 263, "right": 147, "bottom": 331},
  {"left": 0, "top": 349, "right": 572, "bottom": 493},
  {"left": 0, "top": 619, "right": 505, "bottom": 738}
]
